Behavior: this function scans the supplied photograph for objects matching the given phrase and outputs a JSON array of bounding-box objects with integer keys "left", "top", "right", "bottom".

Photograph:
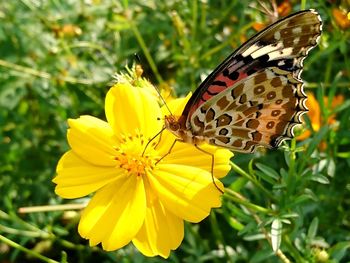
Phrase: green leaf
[
  {"left": 327, "top": 158, "right": 335, "bottom": 177},
  {"left": 305, "top": 126, "right": 329, "bottom": 157},
  {"left": 271, "top": 219, "right": 282, "bottom": 252},
  {"left": 228, "top": 216, "right": 245, "bottom": 231},
  {"left": 255, "top": 170, "right": 276, "bottom": 184},
  {"left": 255, "top": 163, "right": 280, "bottom": 180},
  {"left": 329, "top": 241, "right": 350, "bottom": 261},
  {"left": 310, "top": 174, "right": 330, "bottom": 184},
  {"left": 307, "top": 217, "right": 319, "bottom": 239},
  {"left": 332, "top": 99, "right": 350, "bottom": 114},
  {"left": 250, "top": 248, "right": 274, "bottom": 263},
  {"left": 243, "top": 233, "right": 265, "bottom": 241}
]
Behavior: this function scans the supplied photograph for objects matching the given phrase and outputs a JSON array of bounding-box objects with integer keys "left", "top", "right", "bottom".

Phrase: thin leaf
[
  {"left": 307, "top": 217, "right": 319, "bottom": 239},
  {"left": 255, "top": 163, "right": 280, "bottom": 180},
  {"left": 271, "top": 219, "right": 282, "bottom": 252}
]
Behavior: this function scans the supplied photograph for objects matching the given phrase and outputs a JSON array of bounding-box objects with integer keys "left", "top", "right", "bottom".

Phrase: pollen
[{"left": 115, "top": 133, "right": 157, "bottom": 176}]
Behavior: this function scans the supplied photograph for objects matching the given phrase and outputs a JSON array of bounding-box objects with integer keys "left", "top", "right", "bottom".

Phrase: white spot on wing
[
  {"left": 293, "top": 37, "right": 300, "bottom": 45},
  {"left": 242, "top": 44, "right": 260, "bottom": 57},
  {"left": 292, "top": 27, "right": 302, "bottom": 34},
  {"left": 274, "top": 31, "right": 281, "bottom": 40},
  {"left": 250, "top": 43, "right": 283, "bottom": 59},
  {"left": 268, "top": 47, "right": 293, "bottom": 60}
]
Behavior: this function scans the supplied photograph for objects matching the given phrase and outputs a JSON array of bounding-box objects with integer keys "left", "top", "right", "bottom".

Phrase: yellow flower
[
  {"left": 332, "top": 8, "right": 350, "bottom": 30},
  {"left": 297, "top": 92, "right": 321, "bottom": 141},
  {"left": 113, "top": 64, "right": 175, "bottom": 104},
  {"left": 53, "top": 82, "right": 233, "bottom": 258},
  {"left": 297, "top": 92, "right": 344, "bottom": 141},
  {"left": 251, "top": 0, "right": 292, "bottom": 32}
]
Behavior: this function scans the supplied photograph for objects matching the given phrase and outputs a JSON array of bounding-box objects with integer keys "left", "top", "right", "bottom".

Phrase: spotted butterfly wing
[{"left": 176, "top": 9, "right": 322, "bottom": 153}]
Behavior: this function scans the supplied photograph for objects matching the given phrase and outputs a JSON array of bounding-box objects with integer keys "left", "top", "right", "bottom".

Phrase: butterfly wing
[
  {"left": 183, "top": 9, "right": 322, "bottom": 152},
  {"left": 191, "top": 68, "right": 305, "bottom": 152}
]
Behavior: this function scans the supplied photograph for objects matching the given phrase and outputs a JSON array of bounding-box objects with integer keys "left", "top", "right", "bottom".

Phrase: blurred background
[{"left": 0, "top": 0, "right": 349, "bottom": 262}]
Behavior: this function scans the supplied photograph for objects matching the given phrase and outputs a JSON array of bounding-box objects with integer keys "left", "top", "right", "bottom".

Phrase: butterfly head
[{"left": 164, "top": 115, "right": 181, "bottom": 132}]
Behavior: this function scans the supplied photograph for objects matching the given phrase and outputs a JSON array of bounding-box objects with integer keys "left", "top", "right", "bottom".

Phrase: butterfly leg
[
  {"left": 142, "top": 126, "right": 166, "bottom": 157},
  {"left": 155, "top": 139, "right": 180, "bottom": 164},
  {"left": 153, "top": 126, "right": 164, "bottom": 150},
  {"left": 194, "top": 145, "right": 223, "bottom": 194}
]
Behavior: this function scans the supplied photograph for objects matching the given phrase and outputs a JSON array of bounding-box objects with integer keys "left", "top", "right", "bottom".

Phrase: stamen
[{"left": 115, "top": 133, "right": 157, "bottom": 177}]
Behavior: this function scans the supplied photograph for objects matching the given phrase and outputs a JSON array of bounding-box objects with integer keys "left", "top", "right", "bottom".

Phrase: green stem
[
  {"left": 201, "top": 22, "right": 254, "bottom": 60},
  {"left": 18, "top": 203, "right": 87, "bottom": 213},
  {"left": 191, "top": 0, "right": 198, "bottom": 44},
  {"left": 224, "top": 191, "right": 290, "bottom": 262},
  {"left": 0, "top": 224, "right": 50, "bottom": 238},
  {"left": 324, "top": 51, "right": 334, "bottom": 86},
  {"left": 283, "top": 235, "right": 306, "bottom": 262},
  {"left": 58, "top": 239, "right": 86, "bottom": 251},
  {"left": 0, "top": 59, "right": 101, "bottom": 85},
  {"left": 0, "top": 234, "right": 59, "bottom": 263},
  {"left": 0, "top": 210, "right": 48, "bottom": 235},
  {"left": 68, "top": 41, "right": 114, "bottom": 67},
  {"left": 305, "top": 82, "right": 350, "bottom": 88},
  {"left": 130, "top": 22, "right": 164, "bottom": 84},
  {"left": 209, "top": 212, "right": 233, "bottom": 263},
  {"left": 224, "top": 188, "right": 272, "bottom": 214},
  {"left": 287, "top": 139, "right": 296, "bottom": 194},
  {"left": 230, "top": 161, "right": 275, "bottom": 200}
]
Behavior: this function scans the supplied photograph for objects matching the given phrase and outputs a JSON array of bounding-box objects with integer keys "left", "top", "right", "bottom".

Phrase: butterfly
[{"left": 164, "top": 9, "right": 322, "bottom": 153}]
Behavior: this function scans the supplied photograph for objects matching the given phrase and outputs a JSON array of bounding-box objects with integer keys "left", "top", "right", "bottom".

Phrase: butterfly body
[
  {"left": 164, "top": 114, "right": 206, "bottom": 145},
  {"left": 165, "top": 10, "right": 322, "bottom": 153}
]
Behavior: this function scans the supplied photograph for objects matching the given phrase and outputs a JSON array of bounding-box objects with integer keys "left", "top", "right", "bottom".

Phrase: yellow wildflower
[
  {"left": 297, "top": 92, "right": 344, "bottom": 141},
  {"left": 53, "top": 80, "right": 232, "bottom": 258},
  {"left": 332, "top": 8, "right": 350, "bottom": 30}
]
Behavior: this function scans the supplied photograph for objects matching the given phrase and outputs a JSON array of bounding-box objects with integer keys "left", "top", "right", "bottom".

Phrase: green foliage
[{"left": 1, "top": 0, "right": 349, "bottom": 262}]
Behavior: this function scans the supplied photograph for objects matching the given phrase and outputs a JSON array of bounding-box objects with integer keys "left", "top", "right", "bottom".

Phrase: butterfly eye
[{"left": 170, "top": 122, "right": 180, "bottom": 131}]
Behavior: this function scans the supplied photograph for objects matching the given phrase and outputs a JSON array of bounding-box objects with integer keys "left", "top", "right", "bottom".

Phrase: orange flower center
[{"left": 115, "top": 133, "right": 157, "bottom": 176}]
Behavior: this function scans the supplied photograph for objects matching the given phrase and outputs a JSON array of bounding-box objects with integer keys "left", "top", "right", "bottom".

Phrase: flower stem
[
  {"left": 283, "top": 235, "right": 307, "bottom": 262},
  {"left": 0, "top": 59, "right": 99, "bottom": 85},
  {"left": 18, "top": 203, "right": 87, "bottom": 213},
  {"left": 130, "top": 22, "right": 164, "bottom": 84},
  {"left": 286, "top": 139, "right": 297, "bottom": 194},
  {"left": 209, "top": 212, "right": 234, "bottom": 263},
  {"left": 0, "top": 210, "right": 49, "bottom": 235},
  {"left": 225, "top": 190, "right": 291, "bottom": 262},
  {"left": 224, "top": 188, "right": 271, "bottom": 214},
  {"left": 0, "top": 234, "right": 59, "bottom": 263},
  {"left": 0, "top": 224, "right": 50, "bottom": 238},
  {"left": 229, "top": 161, "right": 275, "bottom": 200},
  {"left": 305, "top": 82, "right": 350, "bottom": 88}
]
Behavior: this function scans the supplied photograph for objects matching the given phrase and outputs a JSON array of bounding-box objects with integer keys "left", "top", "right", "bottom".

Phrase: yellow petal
[
  {"left": 132, "top": 194, "right": 184, "bottom": 258},
  {"left": 305, "top": 92, "right": 321, "bottom": 132},
  {"left": 67, "top": 116, "right": 118, "bottom": 166},
  {"left": 161, "top": 92, "right": 191, "bottom": 116},
  {"left": 154, "top": 130, "right": 233, "bottom": 179},
  {"left": 148, "top": 164, "right": 223, "bottom": 223},
  {"left": 105, "top": 83, "right": 162, "bottom": 139},
  {"left": 159, "top": 141, "right": 233, "bottom": 179},
  {"left": 210, "top": 147, "right": 234, "bottom": 178},
  {"left": 53, "top": 151, "right": 123, "bottom": 198},
  {"left": 78, "top": 175, "right": 146, "bottom": 251}
]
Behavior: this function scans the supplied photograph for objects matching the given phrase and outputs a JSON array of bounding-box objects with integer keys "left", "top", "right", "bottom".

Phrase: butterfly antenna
[
  {"left": 135, "top": 54, "right": 173, "bottom": 116},
  {"left": 155, "top": 87, "right": 173, "bottom": 115},
  {"left": 134, "top": 53, "right": 142, "bottom": 64}
]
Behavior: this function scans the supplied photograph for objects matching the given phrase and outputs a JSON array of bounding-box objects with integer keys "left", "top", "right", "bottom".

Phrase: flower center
[{"left": 115, "top": 133, "right": 157, "bottom": 176}]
